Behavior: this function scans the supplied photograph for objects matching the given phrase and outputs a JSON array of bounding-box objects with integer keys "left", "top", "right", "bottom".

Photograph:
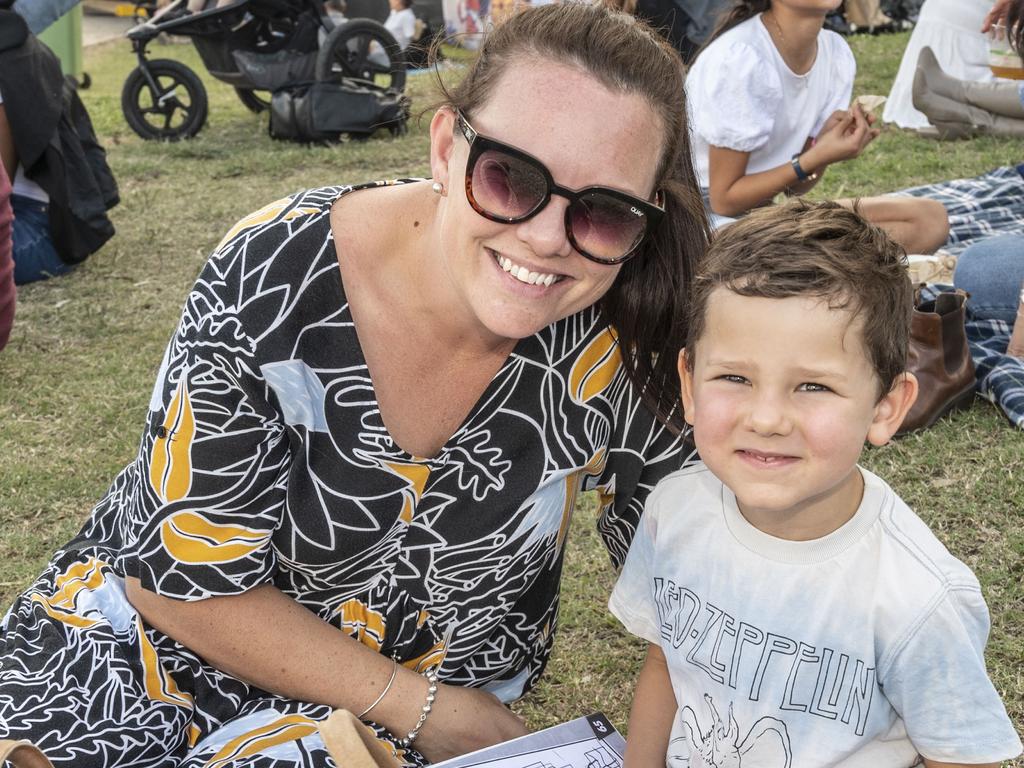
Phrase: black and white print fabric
[{"left": 0, "top": 181, "right": 695, "bottom": 767}]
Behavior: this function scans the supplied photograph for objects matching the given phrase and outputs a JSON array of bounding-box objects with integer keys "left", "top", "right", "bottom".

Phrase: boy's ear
[
  {"left": 677, "top": 348, "right": 696, "bottom": 427},
  {"left": 866, "top": 372, "right": 919, "bottom": 446}
]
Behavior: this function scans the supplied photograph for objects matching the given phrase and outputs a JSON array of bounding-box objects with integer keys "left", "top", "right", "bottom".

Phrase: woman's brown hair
[
  {"left": 694, "top": 0, "right": 770, "bottom": 60},
  {"left": 433, "top": 3, "right": 709, "bottom": 433},
  {"left": 1010, "top": 0, "right": 1024, "bottom": 61}
]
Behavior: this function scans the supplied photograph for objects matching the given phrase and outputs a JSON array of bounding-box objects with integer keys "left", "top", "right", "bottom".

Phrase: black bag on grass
[{"left": 269, "top": 80, "right": 410, "bottom": 142}]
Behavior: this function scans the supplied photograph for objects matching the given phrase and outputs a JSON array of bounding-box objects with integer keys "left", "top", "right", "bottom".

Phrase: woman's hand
[
  {"left": 413, "top": 684, "right": 530, "bottom": 762},
  {"left": 982, "top": 0, "right": 1012, "bottom": 33}
]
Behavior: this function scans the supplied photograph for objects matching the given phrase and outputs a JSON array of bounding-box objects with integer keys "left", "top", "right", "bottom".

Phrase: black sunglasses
[{"left": 455, "top": 111, "right": 664, "bottom": 265}]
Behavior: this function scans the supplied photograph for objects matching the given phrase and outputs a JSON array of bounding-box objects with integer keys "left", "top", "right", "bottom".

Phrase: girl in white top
[
  {"left": 686, "top": 0, "right": 950, "bottom": 255},
  {"left": 385, "top": 0, "right": 417, "bottom": 50}
]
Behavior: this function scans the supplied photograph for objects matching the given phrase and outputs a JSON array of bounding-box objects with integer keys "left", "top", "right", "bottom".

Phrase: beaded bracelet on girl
[{"left": 397, "top": 668, "right": 439, "bottom": 749}]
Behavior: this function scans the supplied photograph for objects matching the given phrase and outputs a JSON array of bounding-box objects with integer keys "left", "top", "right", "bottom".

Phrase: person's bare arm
[
  {"left": 706, "top": 145, "right": 799, "bottom": 217},
  {"left": 0, "top": 105, "right": 16, "bottom": 182},
  {"left": 623, "top": 644, "right": 677, "bottom": 768},
  {"left": 125, "top": 578, "right": 529, "bottom": 761},
  {"left": 707, "top": 106, "right": 877, "bottom": 217},
  {"left": 922, "top": 759, "right": 1000, "bottom": 768}
]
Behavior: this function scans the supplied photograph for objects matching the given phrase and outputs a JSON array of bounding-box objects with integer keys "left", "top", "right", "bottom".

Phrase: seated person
[
  {"left": 686, "top": 0, "right": 949, "bottom": 254},
  {"left": 0, "top": 4, "right": 117, "bottom": 285},
  {"left": 384, "top": 0, "right": 416, "bottom": 50},
  {"left": 612, "top": 199, "right": 1023, "bottom": 768},
  {"left": 954, "top": 234, "right": 1024, "bottom": 356},
  {"left": 884, "top": 0, "right": 993, "bottom": 130},
  {"left": 367, "top": 0, "right": 416, "bottom": 67},
  {"left": 913, "top": 45, "right": 1024, "bottom": 138}
]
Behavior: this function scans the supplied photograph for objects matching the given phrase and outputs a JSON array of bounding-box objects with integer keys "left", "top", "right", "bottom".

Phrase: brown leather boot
[{"left": 897, "top": 290, "right": 976, "bottom": 435}]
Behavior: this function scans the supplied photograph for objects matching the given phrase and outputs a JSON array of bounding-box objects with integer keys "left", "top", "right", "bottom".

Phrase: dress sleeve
[
  {"left": 608, "top": 489, "right": 662, "bottom": 644},
  {"left": 584, "top": 381, "right": 696, "bottom": 568},
  {"left": 880, "top": 586, "right": 1023, "bottom": 764},
  {"left": 687, "top": 41, "right": 783, "bottom": 153},
  {"left": 812, "top": 34, "right": 856, "bottom": 137},
  {"left": 120, "top": 243, "right": 291, "bottom": 601}
]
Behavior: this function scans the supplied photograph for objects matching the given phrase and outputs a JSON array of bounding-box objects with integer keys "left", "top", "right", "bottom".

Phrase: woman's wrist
[{"left": 397, "top": 668, "right": 439, "bottom": 748}]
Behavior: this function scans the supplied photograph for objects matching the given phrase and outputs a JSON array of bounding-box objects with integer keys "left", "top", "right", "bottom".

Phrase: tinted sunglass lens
[
  {"left": 472, "top": 149, "right": 548, "bottom": 219},
  {"left": 570, "top": 193, "right": 648, "bottom": 262}
]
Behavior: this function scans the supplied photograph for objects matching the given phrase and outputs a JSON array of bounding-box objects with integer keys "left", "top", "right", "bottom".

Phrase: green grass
[{"left": 0, "top": 30, "right": 1022, "bottom": 759}]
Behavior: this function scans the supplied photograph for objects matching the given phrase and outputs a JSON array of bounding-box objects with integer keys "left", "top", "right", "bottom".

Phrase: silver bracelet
[
  {"left": 397, "top": 668, "right": 439, "bottom": 749},
  {"left": 358, "top": 657, "right": 398, "bottom": 719}
]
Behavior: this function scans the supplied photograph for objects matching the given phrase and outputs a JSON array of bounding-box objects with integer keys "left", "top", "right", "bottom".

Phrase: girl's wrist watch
[{"left": 790, "top": 153, "right": 819, "bottom": 183}]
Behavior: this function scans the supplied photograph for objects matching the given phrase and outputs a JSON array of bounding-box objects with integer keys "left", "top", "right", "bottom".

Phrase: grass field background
[{"left": 0, "top": 27, "right": 1021, "bottom": 758}]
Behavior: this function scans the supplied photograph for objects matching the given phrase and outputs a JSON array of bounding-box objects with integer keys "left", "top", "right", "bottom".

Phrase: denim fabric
[
  {"left": 11, "top": 194, "right": 73, "bottom": 285},
  {"left": 699, "top": 187, "right": 738, "bottom": 231},
  {"left": 13, "top": 0, "right": 80, "bottom": 35},
  {"left": 953, "top": 234, "right": 1024, "bottom": 325}
]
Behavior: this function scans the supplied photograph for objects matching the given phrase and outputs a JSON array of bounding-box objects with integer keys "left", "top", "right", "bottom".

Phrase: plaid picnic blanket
[
  {"left": 899, "top": 167, "right": 1024, "bottom": 429},
  {"left": 920, "top": 284, "right": 1024, "bottom": 430},
  {"left": 894, "top": 164, "right": 1024, "bottom": 255}
]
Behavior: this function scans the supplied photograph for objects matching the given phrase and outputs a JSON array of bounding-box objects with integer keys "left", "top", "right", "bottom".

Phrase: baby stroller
[{"left": 121, "top": 0, "right": 406, "bottom": 140}]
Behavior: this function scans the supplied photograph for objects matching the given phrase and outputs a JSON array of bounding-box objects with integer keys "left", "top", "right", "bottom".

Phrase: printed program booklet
[{"left": 432, "top": 713, "right": 625, "bottom": 768}]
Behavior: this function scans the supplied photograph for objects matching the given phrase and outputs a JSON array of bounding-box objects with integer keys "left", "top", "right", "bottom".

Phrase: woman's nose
[{"left": 514, "top": 196, "right": 573, "bottom": 259}]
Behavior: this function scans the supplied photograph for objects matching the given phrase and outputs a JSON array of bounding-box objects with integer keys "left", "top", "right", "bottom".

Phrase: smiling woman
[{"left": 0, "top": 4, "right": 709, "bottom": 767}]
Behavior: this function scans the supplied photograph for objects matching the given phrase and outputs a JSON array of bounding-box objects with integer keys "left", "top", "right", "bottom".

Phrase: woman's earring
[{"left": 431, "top": 181, "right": 445, "bottom": 196}]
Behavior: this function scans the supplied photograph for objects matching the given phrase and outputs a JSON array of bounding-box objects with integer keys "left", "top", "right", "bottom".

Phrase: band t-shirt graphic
[{"left": 610, "top": 465, "right": 1021, "bottom": 767}]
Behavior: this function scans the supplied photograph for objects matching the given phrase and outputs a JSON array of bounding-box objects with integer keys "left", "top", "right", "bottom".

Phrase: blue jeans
[
  {"left": 953, "top": 234, "right": 1024, "bottom": 325},
  {"left": 11, "top": 194, "right": 74, "bottom": 285}
]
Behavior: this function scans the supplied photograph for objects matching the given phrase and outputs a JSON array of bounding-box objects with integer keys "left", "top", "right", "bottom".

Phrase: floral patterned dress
[{"left": 0, "top": 182, "right": 695, "bottom": 768}]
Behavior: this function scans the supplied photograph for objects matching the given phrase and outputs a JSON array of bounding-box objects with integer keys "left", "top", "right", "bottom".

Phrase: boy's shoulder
[
  {"left": 860, "top": 469, "right": 987, "bottom": 664},
  {"left": 866, "top": 468, "right": 981, "bottom": 592},
  {"left": 648, "top": 461, "right": 719, "bottom": 498},
  {"left": 643, "top": 462, "right": 723, "bottom": 526}
]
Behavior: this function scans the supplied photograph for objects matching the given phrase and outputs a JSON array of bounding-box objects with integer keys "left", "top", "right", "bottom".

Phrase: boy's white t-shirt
[
  {"left": 610, "top": 464, "right": 1022, "bottom": 767},
  {"left": 685, "top": 14, "right": 856, "bottom": 190}
]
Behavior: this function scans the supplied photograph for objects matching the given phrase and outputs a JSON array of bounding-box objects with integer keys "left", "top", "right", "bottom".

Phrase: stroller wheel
[
  {"left": 235, "top": 88, "right": 271, "bottom": 114},
  {"left": 315, "top": 19, "right": 407, "bottom": 92},
  {"left": 122, "top": 59, "right": 208, "bottom": 141}
]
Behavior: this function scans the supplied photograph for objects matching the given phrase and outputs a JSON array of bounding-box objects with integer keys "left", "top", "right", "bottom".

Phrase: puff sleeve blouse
[{"left": 685, "top": 14, "right": 856, "bottom": 190}]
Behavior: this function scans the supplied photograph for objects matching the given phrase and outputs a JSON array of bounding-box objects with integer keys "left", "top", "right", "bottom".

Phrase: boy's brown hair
[{"left": 685, "top": 199, "right": 913, "bottom": 397}]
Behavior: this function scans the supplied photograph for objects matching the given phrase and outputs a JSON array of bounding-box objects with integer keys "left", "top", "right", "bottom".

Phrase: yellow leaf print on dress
[
  {"left": 335, "top": 599, "right": 387, "bottom": 651},
  {"left": 160, "top": 512, "right": 270, "bottom": 564},
  {"left": 204, "top": 715, "right": 320, "bottom": 768},
  {"left": 383, "top": 461, "right": 430, "bottom": 525},
  {"left": 136, "top": 615, "right": 198, "bottom": 746},
  {"left": 569, "top": 327, "right": 621, "bottom": 403},
  {"left": 29, "top": 558, "right": 108, "bottom": 629},
  {"left": 150, "top": 375, "right": 196, "bottom": 503}
]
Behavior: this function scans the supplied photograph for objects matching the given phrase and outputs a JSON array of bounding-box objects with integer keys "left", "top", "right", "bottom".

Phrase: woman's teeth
[{"left": 497, "top": 255, "right": 558, "bottom": 287}]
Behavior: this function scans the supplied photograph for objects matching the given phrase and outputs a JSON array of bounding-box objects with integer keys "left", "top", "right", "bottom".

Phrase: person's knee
[
  {"left": 954, "top": 234, "right": 1024, "bottom": 306},
  {"left": 913, "top": 198, "right": 950, "bottom": 253}
]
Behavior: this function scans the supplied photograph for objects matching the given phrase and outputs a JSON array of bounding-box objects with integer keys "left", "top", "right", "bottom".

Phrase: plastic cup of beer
[{"left": 989, "top": 23, "right": 1024, "bottom": 80}]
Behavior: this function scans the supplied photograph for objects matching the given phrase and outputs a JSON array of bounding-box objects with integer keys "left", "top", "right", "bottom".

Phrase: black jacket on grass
[{"left": 0, "top": 9, "right": 118, "bottom": 265}]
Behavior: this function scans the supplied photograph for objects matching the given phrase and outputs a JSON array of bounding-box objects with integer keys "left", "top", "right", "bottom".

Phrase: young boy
[{"left": 610, "top": 200, "right": 1022, "bottom": 768}]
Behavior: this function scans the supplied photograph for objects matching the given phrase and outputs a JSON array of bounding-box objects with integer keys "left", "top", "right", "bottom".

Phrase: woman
[
  {"left": 883, "top": 0, "right": 993, "bottom": 131},
  {"left": 0, "top": 4, "right": 706, "bottom": 766}
]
